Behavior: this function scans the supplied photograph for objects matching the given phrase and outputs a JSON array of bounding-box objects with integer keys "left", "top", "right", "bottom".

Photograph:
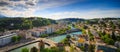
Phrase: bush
[
  {"left": 79, "top": 46, "right": 85, "bottom": 51},
  {"left": 21, "top": 48, "right": 29, "bottom": 52},
  {"left": 30, "top": 47, "right": 38, "bottom": 52},
  {"left": 105, "top": 38, "right": 114, "bottom": 45},
  {"left": 117, "top": 48, "right": 120, "bottom": 52},
  {"left": 11, "top": 36, "right": 21, "bottom": 42}
]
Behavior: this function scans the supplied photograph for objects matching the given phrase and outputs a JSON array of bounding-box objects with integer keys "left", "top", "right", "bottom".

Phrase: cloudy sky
[{"left": 0, "top": 0, "right": 120, "bottom": 19}]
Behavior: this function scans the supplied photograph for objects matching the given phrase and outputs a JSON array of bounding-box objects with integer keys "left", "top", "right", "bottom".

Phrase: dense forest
[{"left": 0, "top": 17, "right": 56, "bottom": 32}]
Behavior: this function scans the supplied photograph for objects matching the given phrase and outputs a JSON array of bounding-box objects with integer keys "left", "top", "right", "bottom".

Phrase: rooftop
[{"left": 0, "top": 33, "right": 17, "bottom": 39}]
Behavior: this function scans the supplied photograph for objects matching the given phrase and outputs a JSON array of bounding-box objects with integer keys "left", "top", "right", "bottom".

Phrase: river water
[
  {"left": 50, "top": 31, "right": 82, "bottom": 43},
  {"left": 10, "top": 42, "right": 48, "bottom": 52}
]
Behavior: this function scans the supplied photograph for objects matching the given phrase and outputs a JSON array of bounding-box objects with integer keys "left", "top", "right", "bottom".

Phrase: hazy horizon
[{"left": 0, "top": 0, "right": 120, "bottom": 20}]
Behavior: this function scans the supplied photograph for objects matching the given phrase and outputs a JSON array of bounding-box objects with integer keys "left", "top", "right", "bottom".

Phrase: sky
[{"left": 0, "top": 0, "right": 120, "bottom": 19}]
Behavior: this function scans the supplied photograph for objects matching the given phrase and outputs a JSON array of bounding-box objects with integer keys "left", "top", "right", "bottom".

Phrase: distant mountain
[
  {"left": 88, "top": 17, "right": 120, "bottom": 21},
  {"left": 58, "top": 18, "right": 85, "bottom": 22},
  {"left": 0, "top": 14, "right": 6, "bottom": 18}
]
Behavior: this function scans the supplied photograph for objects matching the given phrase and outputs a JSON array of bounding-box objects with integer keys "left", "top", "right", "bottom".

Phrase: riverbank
[
  {"left": 47, "top": 30, "right": 81, "bottom": 39},
  {"left": 46, "top": 29, "right": 82, "bottom": 38},
  {"left": 49, "top": 31, "right": 82, "bottom": 43}
]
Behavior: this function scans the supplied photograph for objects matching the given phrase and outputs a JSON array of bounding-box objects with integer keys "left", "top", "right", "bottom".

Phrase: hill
[
  {"left": 58, "top": 18, "right": 85, "bottom": 22},
  {"left": 0, "top": 17, "right": 56, "bottom": 32}
]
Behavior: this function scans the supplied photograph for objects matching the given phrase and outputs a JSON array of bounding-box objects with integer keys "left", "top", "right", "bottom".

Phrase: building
[
  {"left": 0, "top": 33, "right": 17, "bottom": 46},
  {"left": 30, "top": 24, "right": 69, "bottom": 37},
  {"left": 18, "top": 30, "right": 32, "bottom": 39},
  {"left": 77, "top": 37, "right": 85, "bottom": 47},
  {"left": 46, "top": 27, "right": 55, "bottom": 34},
  {"left": 30, "top": 25, "right": 55, "bottom": 37},
  {"left": 30, "top": 28, "right": 46, "bottom": 37}
]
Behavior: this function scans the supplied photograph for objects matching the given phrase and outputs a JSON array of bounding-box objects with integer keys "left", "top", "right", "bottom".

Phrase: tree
[
  {"left": 105, "top": 38, "right": 114, "bottom": 45},
  {"left": 111, "top": 31, "right": 116, "bottom": 41},
  {"left": 41, "top": 47, "right": 62, "bottom": 52},
  {"left": 11, "top": 36, "right": 17, "bottom": 42},
  {"left": 21, "top": 19, "right": 33, "bottom": 30},
  {"left": 30, "top": 47, "right": 38, "bottom": 52},
  {"left": 116, "top": 36, "right": 120, "bottom": 41},
  {"left": 21, "top": 48, "right": 29, "bottom": 52},
  {"left": 79, "top": 46, "right": 85, "bottom": 51},
  {"left": 11, "top": 36, "right": 21, "bottom": 42},
  {"left": 70, "top": 45, "right": 74, "bottom": 52},
  {"left": 66, "top": 35, "right": 71, "bottom": 40},
  {"left": 88, "top": 44, "right": 95, "bottom": 52},
  {"left": 0, "top": 18, "right": 56, "bottom": 32},
  {"left": 117, "top": 48, "right": 120, "bottom": 52},
  {"left": 50, "top": 47, "right": 59, "bottom": 52},
  {"left": 17, "top": 36, "right": 22, "bottom": 41}
]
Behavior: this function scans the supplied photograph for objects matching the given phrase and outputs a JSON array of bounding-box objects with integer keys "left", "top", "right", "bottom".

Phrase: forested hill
[
  {"left": 0, "top": 17, "right": 56, "bottom": 32},
  {"left": 58, "top": 18, "right": 85, "bottom": 22}
]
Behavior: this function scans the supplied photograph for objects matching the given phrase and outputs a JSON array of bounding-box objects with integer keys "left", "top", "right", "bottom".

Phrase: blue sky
[{"left": 0, "top": 0, "right": 120, "bottom": 19}]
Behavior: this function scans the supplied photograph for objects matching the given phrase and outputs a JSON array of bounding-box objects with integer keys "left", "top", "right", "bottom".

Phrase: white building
[
  {"left": 31, "top": 29, "right": 46, "bottom": 37},
  {"left": 0, "top": 33, "right": 17, "bottom": 46},
  {"left": 46, "top": 26, "right": 55, "bottom": 34},
  {"left": 25, "top": 31, "right": 32, "bottom": 39},
  {"left": 30, "top": 25, "right": 55, "bottom": 37}
]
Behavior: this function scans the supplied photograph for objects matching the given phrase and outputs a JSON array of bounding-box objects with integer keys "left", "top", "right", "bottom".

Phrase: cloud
[
  {"left": 0, "top": 0, "right": 78, "bottom": 17},
  {"left": 40, "top": 9, "right": 120, "bottom": 19},
  {"left": 0, "top": 0, "right": 119, "bottom": 19},
  {"left": 0, "top": 1, "right": 9, "bottom": 6},
  {"left": 9, "top": 0, "right": 21, "bottom": 1}
]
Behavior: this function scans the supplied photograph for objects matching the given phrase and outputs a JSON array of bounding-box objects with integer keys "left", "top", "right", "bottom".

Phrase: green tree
[
  {"left": 50, "top": 47, "right": 59, "bottom": 52},
  {"left": 66, "top": 35, "right": 71, "bottom": 40},
  {"left": 79, "top": 46, "right": 85, "bottom": 51},
  {"left": 88, "top": 44, "right": 95, "bottom": 52},
  {"left": 105, "top": 38, "right": 114, "bottom": 45},
  {"left": 21, "top": 19, "right": 33, "bottom": 30},
  {"left": 111, "top": 31, "right": 116, "bottom": 41},
  {"left": 11, "top": 36, "right": 21, "bottom": 42},
  {"left": 11, "top": 36, "right": 18, "bottom": 42},
  {"left": 70, "top": 46, "right": 74, "bottom": 52},
  {"left": 117, "top": 48, "right": 120, "bottom": 52},
  {"left": 12, "top": 36, "right": 16, "bottom": 42},
  {"left": 41, "top": 47, "right": 63, "bottom": 52},
  {"left": 21, "top": 48, "right": 29, "bottom": 52},
  {"left": 30, "top": 47, "right": 38, "bottom": 52}
]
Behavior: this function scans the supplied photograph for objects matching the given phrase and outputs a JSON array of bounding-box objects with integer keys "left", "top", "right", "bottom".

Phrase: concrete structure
[
  {"left": 30, "top": 24, "right": 68, "bottom": 37},
  {"left": 46, "top": 27, "right": 55, "bottom": 34},
  {"left": 18, "top": 30, "right": 32, "bottom": 39},
  {"left": 31, "top": 29, "right": 46, "bottom": 37},
  {"left": 30, "top": 25, "right": 55, "bottom": 37},
  {"left": 0, "top": 33, "right": 17, "bottom": 46},
  {"left": 25, "top": 31, "right": 32, "bottom": 39}
]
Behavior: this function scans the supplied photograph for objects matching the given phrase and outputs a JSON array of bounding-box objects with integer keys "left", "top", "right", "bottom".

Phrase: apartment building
[{"left": 0, "top": 33, "right": 17, "bottom": 46}]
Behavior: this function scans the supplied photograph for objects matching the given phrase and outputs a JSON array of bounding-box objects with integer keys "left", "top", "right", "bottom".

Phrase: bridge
[{"left": 0, "top": 38, "right": 56, "bottom": 52}]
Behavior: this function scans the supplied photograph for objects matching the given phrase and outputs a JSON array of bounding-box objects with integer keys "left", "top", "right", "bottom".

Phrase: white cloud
[
  {"left": 0, "top": 0, "right": 78, "bottom": 17},
  {"left": 0, "top": 0, "right": 119, "bottom": 19},
  {"left": 40, "top": 9, "right": 120, "bottom": 19}
]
